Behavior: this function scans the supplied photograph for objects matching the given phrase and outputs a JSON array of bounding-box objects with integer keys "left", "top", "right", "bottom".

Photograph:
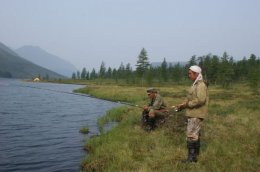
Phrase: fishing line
[
  {"left": 116, "top": 101, "right": 143, "bottom": 109},
  {"left": 11, "top": 84, "right": 94, "bottom": 98},
  {"left": 11, "top": 83, "right": 142, "bottom": 107}
]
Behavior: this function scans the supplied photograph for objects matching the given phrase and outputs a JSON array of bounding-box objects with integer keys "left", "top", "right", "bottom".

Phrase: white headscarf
[{"left": 189, "top": 65, "right": 203, "bottom": 86}]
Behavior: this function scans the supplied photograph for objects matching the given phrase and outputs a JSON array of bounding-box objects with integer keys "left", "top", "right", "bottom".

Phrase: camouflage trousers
[
  {"left": 141, "top": 110, "right": 167, "bottom": 127},
  {"left": 186, "top": 117, "right": 203, "bottom": 141}
]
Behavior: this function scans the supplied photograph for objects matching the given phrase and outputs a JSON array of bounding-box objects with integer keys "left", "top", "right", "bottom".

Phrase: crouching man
[{"left": 142, "top": 88, "right": 168, "bottom": 131}]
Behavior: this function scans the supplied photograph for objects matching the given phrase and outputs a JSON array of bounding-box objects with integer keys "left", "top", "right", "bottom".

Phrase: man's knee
[{"left": 149, "top": 112, "right": 155, "bottom": 118}]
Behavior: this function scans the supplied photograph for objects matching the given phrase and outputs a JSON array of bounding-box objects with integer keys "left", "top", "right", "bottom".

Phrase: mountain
[
  {"left": 15, "top": 46, "right": 77, "bottom": 77},
  {"left": 0, "top": 42, "right": 65, "bottom": 79}
]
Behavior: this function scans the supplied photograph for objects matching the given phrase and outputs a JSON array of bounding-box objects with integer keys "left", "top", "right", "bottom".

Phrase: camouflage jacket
[
  {"left": 148, "top": 94, "right": 167, "bottom": 111},
  {"left": 185, "top": 80, "right": 209, "bottom": 118}
]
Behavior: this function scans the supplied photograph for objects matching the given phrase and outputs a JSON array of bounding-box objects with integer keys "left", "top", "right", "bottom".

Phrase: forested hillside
[
  {"left": 0, "top": 42, "right": 65, "bottom": 79},
  {"left": 15, "top": 46, "right": 77, "bottom": 77}
]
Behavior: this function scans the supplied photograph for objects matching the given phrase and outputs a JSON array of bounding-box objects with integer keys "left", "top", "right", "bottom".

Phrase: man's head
[
  {"left": 146, "top": 87, "right": 157, "bottom": 99},
  {"left": 188, "top": 65, "right": 202, "bottom": 81}
]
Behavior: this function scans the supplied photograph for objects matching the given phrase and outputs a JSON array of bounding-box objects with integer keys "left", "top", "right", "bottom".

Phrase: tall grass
[
  {"left": 97, "top": 106, "right": 128, "bottom": 134},
  {"left": 75, "top": 85, "right": 147, "bottom": 104},
  {"left": 78, "top": 84, "right": 260, "bottom": 172}
]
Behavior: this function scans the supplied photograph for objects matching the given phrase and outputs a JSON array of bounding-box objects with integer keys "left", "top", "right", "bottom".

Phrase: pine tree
[
  {"left": 99, "top": 61, "right": 106, "bottom": 78},
  {"left": 188, "top": 55, "right": 197, "bottom": 66},
  {"left": 76, "top": 71, "right": 80, "bottom": 79},
  {"left": 81, "top": 67, "right": 87, "bottom": 79},
  {"left": 136, "top": 48, "right": 150, "bottom": 77},
  {"left": 210, "top": 55, "right": 220, "bottom": 85},
  {"left": 135, "top": 48, "right": 150, "bottom": 86},
  {"left": 86, "top": 72, "right": 90, "bottom": 80},
  {"left": 72, "top": 72, "right": 76, "bottom": 80},
  {"left": 171, "top": 63, "right": 183, "bottom": 83},
  {"left": 235, "top": 57, "right": 248, "bottom": 82},
  {"left": 161, "top": 58, "right": 168, "bottom": 82},
  {"left": 248, "top": 54, "right": 260, "bottom": 93},
  {"left": 90, "top": 68, "right": 97, "bottom": 79},
  {"left": 106, "top": 67, "right": 112, "bottom": 78},
  {"left": 124, "top": 63, "right": 132, "bottom": 84},
  {"left": 118, "top": 62, "right": 125, "bottom": 79},
  {"left": 218, "top": 52, "right": 234, "bottom": 88}
]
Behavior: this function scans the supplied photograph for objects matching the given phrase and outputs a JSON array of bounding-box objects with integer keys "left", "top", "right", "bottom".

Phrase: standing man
[
  {"left": 142, "top": 88, "right": 167, "bottom": 131},
  {"left": 174, "top": 65, "right": 209, "bottom": 163}
]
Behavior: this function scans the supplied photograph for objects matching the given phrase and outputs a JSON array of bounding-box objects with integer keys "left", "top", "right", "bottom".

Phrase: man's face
[
  {"left": 147, "top": 92, "right": 155, "bottom": 99},
  {"left": 188, "top": 69, "right": 199, "bottom": 81}
]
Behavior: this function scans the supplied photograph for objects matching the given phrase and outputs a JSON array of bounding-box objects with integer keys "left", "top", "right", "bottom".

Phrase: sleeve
[{"left": 187, "top": 83, "right": 207, "bottom": 108}]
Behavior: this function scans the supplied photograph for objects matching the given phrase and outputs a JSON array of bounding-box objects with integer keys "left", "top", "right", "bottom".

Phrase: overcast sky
[{"left": 1, "top": 0, "right": 259, "bottom": 71}]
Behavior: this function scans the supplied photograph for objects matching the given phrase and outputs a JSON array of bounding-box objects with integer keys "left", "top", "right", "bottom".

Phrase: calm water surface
[{"left": 0, "top": 78, "right": 119, "bottom": 172}]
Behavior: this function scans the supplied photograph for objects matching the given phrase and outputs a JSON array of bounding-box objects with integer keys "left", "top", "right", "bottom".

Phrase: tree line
[{"left": 72, "top": 48, "right": 260, "bottom": 90}]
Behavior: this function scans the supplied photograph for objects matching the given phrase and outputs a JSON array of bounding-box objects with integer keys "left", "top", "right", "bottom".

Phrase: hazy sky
[{"left": 1, "top": 0, "right": 259, "bottom": 71}]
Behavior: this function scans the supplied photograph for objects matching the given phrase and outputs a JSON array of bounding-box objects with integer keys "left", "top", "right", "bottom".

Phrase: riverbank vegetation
[
  {"left": 77, "top": 83, "right": 259, "bottom": 172},
  {"left": 47, "top": 50, "right": 259, "bottom": 171}
]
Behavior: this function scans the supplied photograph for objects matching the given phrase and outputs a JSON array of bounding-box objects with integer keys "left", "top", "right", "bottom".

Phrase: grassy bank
[{"left": 77, "top": 83, "right": 259, "bottom": 172}]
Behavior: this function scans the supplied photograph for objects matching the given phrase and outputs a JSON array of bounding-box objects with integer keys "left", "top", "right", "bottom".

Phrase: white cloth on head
[{"left": 189, "top": 65, "right": 203, "bottom": 86}]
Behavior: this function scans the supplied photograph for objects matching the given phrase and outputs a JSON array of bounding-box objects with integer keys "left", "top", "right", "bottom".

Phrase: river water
[{"left": 0, "top": 78, "right": 119, "bottom": 172}]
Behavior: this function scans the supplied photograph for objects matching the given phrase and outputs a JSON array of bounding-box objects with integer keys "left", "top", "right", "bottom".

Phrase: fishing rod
[
  {"left": 12, "top": 84, "right": 94, "bottom": 98},
  {"left": 12, "top": 84, "right": 143, "bottom": 107},
  {"left": 117, "top": 101, "right": 179, "bottom": 112},
  {"left": 12, "top": 84, "right": 177, "bottom": 111},
  {"left": 116, "top": 101, "right": 143, "bottom": 109}
]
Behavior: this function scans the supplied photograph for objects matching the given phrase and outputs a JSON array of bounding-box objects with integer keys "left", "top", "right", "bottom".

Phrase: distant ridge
[
  {"left": 15, "top": 46, "right": 78, "bottom": 77},
  {"left": 0, "top": 42, "right": 65, "bottom": 79}
]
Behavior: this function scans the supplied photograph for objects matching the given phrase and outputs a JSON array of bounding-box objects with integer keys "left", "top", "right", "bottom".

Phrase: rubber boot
[
  {"left": 141, "top": 111, "right": 149, "bottom": 127},
  {"left": 194, "top": 139, "right": 200, "bottom": 157},
  {"left": 182, "top": 141, "right": 197, "bottom": 163},
  {"left": 145, "top": 117, "right": 155, "bottom": 132}
]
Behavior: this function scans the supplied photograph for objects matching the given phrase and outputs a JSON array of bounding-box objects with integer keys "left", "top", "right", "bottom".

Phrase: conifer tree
[
  {"left": 125, "top": 63, "right": 133, "bottom": 84},
  {"left": 81, "top": 67, "right": 87, "bottom": 79},
  {"left": 118, "top": 62, "right": 125, "bottom": 79},
  {"left": 76, "top": 71, "right": 80, "bottom": 79},
  {"left": 90, "top": 68, "right": 97, "bottom": 79},
  {"left": 136, "top": 48, "right": 150, "bottom": 78},
  {"left": 106, "top": 67, "right": 112, "bottom": 78},
  {"left": 171, "top": 63, "right": 183, "bottom": 83},
  {"left": 161, "top": 58, "right": 168, "bottom": 82},
  {"left": 136, "top": 48, "right": 150, "bottom": 86},
  {"left": 99, "top": 61, "right": 106, "bottom": 78},
  {"left": 218, "top": 52, "right": 234, "bottom": 88},
  {"left": 247, "top": 54, "right": 260, "bottom": 93},
  {"left": 72, "top": 72, "right": 76, "bottom": 80}
]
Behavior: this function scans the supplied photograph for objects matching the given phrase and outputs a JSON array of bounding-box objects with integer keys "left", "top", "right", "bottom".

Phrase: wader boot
[
  {"left": 194, "top": 139, "right": 200, "bottom": 157},
  {"left": 182, "top": 140, "right": 197, "bottom": 163},
  {"left": 145, "top": 117, "right": 155, "bottom": 132},
  {"left": 141, "top": 111, "right": 149, "bottom": 127}
]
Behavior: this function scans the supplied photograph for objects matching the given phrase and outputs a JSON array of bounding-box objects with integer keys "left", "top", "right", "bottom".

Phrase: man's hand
[
  {"left": 172, "top": 102, "right": 187, "bottom": 112},
  {"left": 143, "top": 105, "right": 149, "bottom": 110},
  {"left": 179, "top": 102, "right": 187, "bottom": 109}
]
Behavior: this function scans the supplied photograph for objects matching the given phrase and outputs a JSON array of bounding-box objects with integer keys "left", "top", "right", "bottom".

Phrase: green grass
[
  {"left": 80, "top": 127, "right": 90, "bottom": 134},
  {"left": 77, "top": 83, "right": 260, "bottom": 172},
  {"left": 75, "top": 85, "right": 146, "bottom": 104},
  {"left": 97, "top": 106, "right": 128, "bottom": 134}
]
